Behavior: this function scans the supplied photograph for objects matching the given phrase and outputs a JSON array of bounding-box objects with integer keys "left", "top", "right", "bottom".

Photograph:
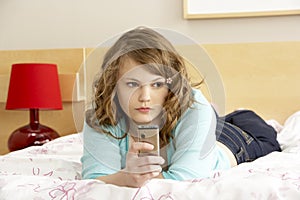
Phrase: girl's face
[{"left": 117, "top": 58, "right": 169, "bottom": 124}]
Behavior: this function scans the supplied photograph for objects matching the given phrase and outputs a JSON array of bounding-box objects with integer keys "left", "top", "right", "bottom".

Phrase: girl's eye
[
  {"left": 126, "top": 82, "right": 139, "bottom": 88},
  {"left": 152, "top": 82, "right": 165, "bottom": 88}
]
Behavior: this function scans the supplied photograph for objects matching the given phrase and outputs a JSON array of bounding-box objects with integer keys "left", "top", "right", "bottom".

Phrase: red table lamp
[{"left": 6, "top": 63, "right": 63, "bottom": 152}]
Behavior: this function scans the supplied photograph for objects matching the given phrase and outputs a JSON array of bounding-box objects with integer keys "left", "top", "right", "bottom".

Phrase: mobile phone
[{"left": 137, "top": 125, "right": 160, "bottom": 156}]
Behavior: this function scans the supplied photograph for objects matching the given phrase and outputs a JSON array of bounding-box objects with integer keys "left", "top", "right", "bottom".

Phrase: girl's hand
[{"left": 121, "top": 141, "right": 165, "bottom": 187}]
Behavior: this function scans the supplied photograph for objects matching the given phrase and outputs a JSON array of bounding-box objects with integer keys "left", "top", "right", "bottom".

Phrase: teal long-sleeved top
[{"left": 81, "top": 89, "right": 230, "bottom": 181}]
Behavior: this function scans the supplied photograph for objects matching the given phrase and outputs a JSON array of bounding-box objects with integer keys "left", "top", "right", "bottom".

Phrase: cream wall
[{"left": 1, "top": 0, "right": 300, "bottom": 50}]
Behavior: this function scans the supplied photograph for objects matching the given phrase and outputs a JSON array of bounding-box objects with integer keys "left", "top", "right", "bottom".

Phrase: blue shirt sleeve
[
  {"left": 81, "top": 122, "right": 127, "bottom": 179},
  {"left": 162, "top": 89, "right": 230, "bottom": 180}
]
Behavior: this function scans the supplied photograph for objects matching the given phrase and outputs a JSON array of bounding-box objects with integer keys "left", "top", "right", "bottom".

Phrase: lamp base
[{"left": 8, "top": 123, "right": 60, "bottom": 152}]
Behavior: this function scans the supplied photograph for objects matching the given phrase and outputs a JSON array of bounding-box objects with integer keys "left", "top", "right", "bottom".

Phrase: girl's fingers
[
  {"left": 130, "top": 164, "right": 162, "bottom": 174},
  {"left": 139, "top": 171, "right": 161, "bottom": 182},
  {"left": 123, "top": 158, "right": 163, "bottom": 173},
  {"left": 129, "top": 141, "right": 154, "bottom": 153},
  {"left": 137, "top": 155, "right": 165, "bottom": 166}
]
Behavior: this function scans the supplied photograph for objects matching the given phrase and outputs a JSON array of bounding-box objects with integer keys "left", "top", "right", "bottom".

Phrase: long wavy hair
[{"left": 86, "top": 27, "right": 200, "bottom": 147}]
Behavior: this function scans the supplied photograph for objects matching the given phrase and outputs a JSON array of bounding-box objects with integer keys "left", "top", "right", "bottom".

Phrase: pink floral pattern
[
  {"left": 132, "top": 185, "right": 174, "bottom": 200},
  {"left": 49, "top": 182, "right": 77, "bottom": 200},
  {"left": 0, "top": 132, "right": 299, "bottom": 199}
]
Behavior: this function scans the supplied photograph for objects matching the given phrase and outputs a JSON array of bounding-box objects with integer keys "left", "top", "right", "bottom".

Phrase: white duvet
[{"left": 1, "top": 112, "right": 300, "bottom": 200}]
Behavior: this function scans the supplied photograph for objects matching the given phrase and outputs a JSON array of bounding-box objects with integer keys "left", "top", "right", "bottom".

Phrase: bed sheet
[{"left": 1, "top": 111, "right": 300, "bottom": 200}]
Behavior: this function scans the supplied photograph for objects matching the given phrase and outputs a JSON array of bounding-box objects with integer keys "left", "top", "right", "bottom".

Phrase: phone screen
[{"left": 137, "top": 125, "right": 159, "bottom": 156}]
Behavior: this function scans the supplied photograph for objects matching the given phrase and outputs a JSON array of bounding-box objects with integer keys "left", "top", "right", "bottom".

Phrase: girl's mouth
[{"left": 136, "top": 107, "right": 151, "bottom": 113}]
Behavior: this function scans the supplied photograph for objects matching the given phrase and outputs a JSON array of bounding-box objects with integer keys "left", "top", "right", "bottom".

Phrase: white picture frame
[{"left": 183, "top": 0, "right": 300, "bottom": 19}]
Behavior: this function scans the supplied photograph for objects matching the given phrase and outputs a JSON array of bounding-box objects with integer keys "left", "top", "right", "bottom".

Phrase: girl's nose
[{"left": 138, "top": 85, "right": 151, "bottom": 102}]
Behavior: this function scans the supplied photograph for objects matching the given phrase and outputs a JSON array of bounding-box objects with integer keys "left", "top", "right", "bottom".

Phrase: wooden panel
[
  {"left": 0, "top": 75, "right": 9, "bottom": 103},
  {"left": 203, "top": 41, "right": 300, "bottom": 123},
  {"left": 0, "top": 48, "right": 84, "bottom": 74}
]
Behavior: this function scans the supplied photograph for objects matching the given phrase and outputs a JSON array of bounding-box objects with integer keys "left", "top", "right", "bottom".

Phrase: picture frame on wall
[{"left": 183, "top": 0, "right": 300, "bottom": 19}]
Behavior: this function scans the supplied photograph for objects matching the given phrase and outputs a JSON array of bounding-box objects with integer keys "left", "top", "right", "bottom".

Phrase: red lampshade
[
  {"left": 6, "top": 63, "right": 62, "bottom": 110},
  {"left": 6, "top": 63, "right": 62, "bottom": 152}
]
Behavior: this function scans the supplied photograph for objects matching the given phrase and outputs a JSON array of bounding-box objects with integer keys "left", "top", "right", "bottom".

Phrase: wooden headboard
[
  {"left": 204, "top": 41, "right": 300, "bottom": 122},
  {"left": 1, "top": 41, "right": 299, "bottom": 154}
]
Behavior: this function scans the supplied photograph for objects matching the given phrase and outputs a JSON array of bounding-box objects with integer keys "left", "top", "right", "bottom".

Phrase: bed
[
  {"left": 0, "top": 110, "right": 300, "bottom": 199},
  {"left": 1, "top": 42, "right": 300, "bottom": 199}
]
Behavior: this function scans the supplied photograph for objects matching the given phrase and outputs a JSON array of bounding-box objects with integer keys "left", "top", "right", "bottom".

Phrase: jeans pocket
[
  {"left": 240, "top": 131, "right": 254, "bottom": 145},
  {"left": 225, "top": 136, "right": 246, "bottom": 164},
  {"left": 235, "top": 147, "right": 244, "bottom": 163}
]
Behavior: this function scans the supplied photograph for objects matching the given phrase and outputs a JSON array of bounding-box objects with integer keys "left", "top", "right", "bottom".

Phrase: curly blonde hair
[{"left": 87, "top": 27, "right": 200, "bottom": 147}]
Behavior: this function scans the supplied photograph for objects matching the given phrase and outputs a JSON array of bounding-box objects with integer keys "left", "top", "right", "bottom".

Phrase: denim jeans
[{"left": 216, "top": 110, "right": 281, "bottom": 164}]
